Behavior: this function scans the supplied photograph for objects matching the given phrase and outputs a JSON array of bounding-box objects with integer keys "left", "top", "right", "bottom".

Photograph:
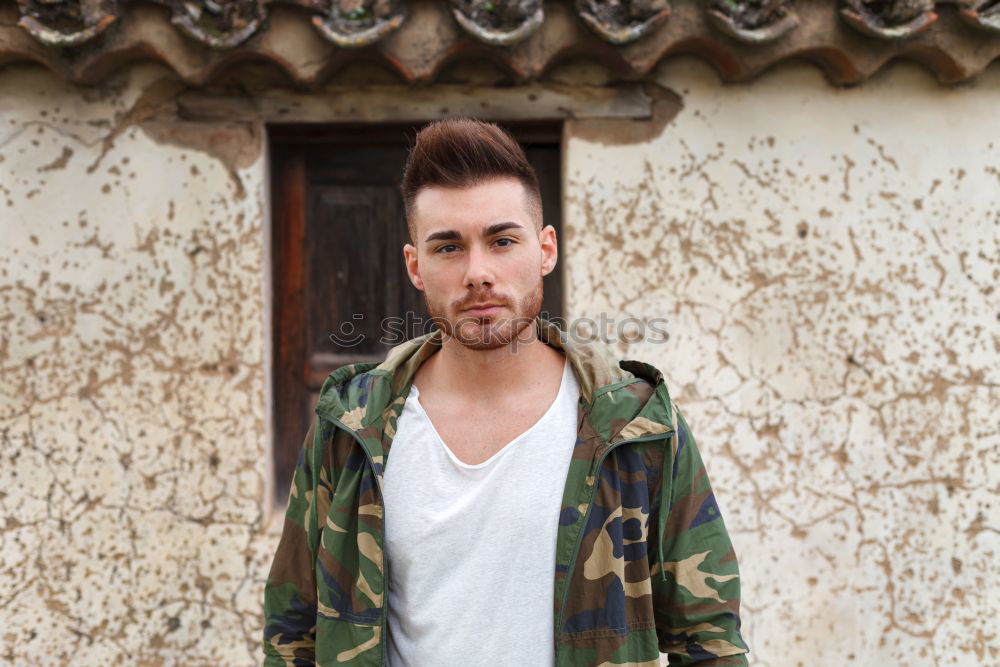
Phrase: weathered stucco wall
[
  {"left": 564, "top": 60, "right": 1000, "bottom": 666},
  {"left": 0, "top": 63, "right": 272, "bottom": 664},
  {"left": 0, "top": 57, "right": 997, "bottom": 666}
]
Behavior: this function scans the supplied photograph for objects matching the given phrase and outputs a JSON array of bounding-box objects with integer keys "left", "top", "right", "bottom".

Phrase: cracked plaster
[
  {"left": 0, "top": 63, "right": 269, "bottom": 664},
  {"left": 564, "top": 59, "right": 999, "bottom": 666}
]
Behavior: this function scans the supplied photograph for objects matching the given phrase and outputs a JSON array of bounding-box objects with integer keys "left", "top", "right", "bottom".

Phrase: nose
[{"left": 463, "top": 243, "right": 495, "bottom": 290}]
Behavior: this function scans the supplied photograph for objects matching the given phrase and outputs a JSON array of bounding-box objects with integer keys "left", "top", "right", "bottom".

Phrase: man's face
[{"left": 402, "top": 177, "right": 557, "bottom": 351}]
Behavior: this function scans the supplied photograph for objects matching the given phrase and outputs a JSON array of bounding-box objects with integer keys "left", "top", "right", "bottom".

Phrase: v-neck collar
[{"left": 406, "top": 357, "right": 571, "bottom": 469}]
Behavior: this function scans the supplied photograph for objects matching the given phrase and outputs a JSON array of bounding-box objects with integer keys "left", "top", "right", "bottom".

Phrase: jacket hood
[{"left": 315, "top": 316, "right": 675, "bottom": 445}]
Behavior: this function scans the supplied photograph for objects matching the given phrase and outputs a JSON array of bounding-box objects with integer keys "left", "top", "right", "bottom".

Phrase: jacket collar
[
  {"left": 378, "top": 315, "right": 635, "bottom": 406},
  {"left": 316, "top": 316, "right": 674, "bottom": 443}
]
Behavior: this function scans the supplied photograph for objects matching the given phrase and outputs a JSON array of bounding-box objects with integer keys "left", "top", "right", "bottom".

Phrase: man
[{"left": 263, "top": 118, "right": 749, "bottom": 666}]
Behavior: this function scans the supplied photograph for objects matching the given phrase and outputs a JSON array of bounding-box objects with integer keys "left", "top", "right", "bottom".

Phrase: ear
[
  {"left": 539, "top": 224, "right": 558, "bottom": 277},
  {"left": 403, "top": 243, "right": 425, "bottom": 291}
]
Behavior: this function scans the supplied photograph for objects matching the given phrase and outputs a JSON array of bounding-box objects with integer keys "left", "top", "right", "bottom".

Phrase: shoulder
[{"left": 318, "top": 361, "right": 380, "bottom": 400}]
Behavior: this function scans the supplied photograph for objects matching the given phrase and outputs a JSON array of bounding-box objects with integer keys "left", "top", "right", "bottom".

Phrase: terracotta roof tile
[{"left": 1, "top": 1, "right": 998, "bottom": 85}]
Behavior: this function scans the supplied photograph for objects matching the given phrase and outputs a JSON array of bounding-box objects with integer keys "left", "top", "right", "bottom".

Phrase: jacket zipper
[
  {"left": 552, "top": 430, "right": 673, "bottom": 666},
  {"left": 329, "top": 417, "right": 390, "bottom": 667}
]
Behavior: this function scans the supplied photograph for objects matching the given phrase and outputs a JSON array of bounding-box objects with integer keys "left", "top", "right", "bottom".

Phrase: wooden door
[{"left": 269, "top": 122, "right": 563, "bottom": 501}]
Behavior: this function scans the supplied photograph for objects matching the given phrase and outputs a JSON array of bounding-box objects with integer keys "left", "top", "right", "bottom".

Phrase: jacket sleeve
[
  {"left": 651, "top": 405, "right": 750, "bottom": 666},
  {"left": 262, "top": 417, "right": 328, "bottom": 665}
]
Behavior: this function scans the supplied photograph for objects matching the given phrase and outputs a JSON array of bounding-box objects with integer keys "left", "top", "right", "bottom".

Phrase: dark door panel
[{"left": 269, "top": 122, "right": 563, "bottom": 502}]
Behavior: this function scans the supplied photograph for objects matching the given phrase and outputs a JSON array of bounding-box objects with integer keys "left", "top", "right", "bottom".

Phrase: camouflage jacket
[{"left": 263, "top": 317, "right": 749, "bottom": 666}]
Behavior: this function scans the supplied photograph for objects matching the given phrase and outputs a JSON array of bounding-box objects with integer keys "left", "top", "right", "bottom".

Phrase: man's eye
[
  {"left": 495, "top": 238, "right": 515, "bottom": 247},
  {"left": 437, "top": 244, "right": 459, "bottom": 254}
]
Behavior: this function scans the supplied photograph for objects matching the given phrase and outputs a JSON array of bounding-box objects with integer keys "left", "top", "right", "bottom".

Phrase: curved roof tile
[{"left": 1, "top": 1, "right": 998, "bottom": 85}]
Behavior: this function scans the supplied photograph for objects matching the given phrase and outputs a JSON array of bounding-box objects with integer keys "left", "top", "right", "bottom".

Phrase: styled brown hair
[{"left": 400, "top": 118, "right": 543, "bottom": 242}]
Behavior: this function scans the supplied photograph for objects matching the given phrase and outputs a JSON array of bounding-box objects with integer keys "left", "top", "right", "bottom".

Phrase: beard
[{"left": 423, "top": 279, "right": 544, "bottom": 351}]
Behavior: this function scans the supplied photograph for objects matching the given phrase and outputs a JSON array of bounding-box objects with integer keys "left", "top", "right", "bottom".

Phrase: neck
[{"left": 422, "top": 323, "right": 563, "bottom": 400}]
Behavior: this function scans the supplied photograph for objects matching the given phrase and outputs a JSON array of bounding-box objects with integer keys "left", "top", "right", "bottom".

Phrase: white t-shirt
[{"left": 383, "top": 358, "right": 580, "bottom": 667}]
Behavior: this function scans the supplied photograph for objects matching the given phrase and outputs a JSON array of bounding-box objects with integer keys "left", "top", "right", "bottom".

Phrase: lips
[{"left": 463, "top": 303, "right": 504, "bottom": 315}]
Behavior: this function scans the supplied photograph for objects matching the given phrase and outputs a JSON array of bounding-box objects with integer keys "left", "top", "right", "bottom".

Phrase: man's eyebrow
[
  {"left": 424, "top": 222, "right": 525, "bottom": 244},
  {"left": 485, "top": 221, "right": 524, "bottom": 236},
  {"left": 425, "top": 229, "right": 461, "bottom": 243}
]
